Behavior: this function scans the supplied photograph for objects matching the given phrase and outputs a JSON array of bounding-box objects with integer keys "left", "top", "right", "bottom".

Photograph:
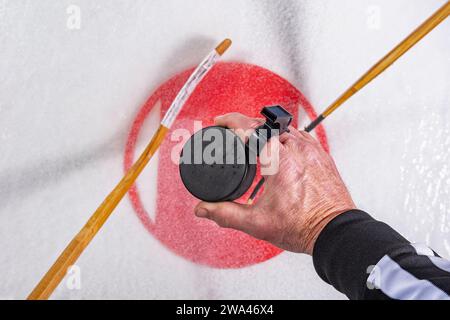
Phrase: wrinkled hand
[{"left": 194, "top": 113, "right": 356, "bottom": 255}]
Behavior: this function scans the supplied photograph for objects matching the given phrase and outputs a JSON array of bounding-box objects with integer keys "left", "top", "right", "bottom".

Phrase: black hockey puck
[{"left": 179, "top": 126, "right": 256, "bottom": 202}]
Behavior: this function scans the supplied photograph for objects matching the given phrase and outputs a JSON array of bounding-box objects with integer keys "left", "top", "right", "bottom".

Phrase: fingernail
[
  {"left": 195, "top": 208, "right": 209, "bottom": 218},
  {"left": 251, "top": 120, "right": 262, "bottom": 128}
]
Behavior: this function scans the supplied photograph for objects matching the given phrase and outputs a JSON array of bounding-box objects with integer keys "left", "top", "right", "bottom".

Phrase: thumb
[
  {"left": 214, "top": 113, "right": 263, "bottom": 143},
  {"left": 195, "top": 201, "right": 253, "bottom": 232}
]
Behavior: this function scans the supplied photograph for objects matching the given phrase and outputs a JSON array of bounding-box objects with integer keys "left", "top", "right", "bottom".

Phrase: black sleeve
[{"left": 312, "top": 210, "right": 450, "bottom": 300}]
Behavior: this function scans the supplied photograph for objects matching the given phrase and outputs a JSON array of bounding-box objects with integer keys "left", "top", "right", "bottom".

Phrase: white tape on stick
[{"left": 161, "top": 50, "right": 220, "bottom": 128}]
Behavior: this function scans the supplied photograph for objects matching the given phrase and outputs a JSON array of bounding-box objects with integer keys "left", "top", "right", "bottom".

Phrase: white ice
[{"left": 0, "top": 0, "right": 449, "bottom": 299}]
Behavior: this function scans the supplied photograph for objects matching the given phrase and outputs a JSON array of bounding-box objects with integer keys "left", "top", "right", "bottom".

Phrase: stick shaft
[
  {"left": 27, "top": 125, "right": 168, "bottom": 300},
  {"left": 315, "top": 0, "right": 450, "bottom": 125}
]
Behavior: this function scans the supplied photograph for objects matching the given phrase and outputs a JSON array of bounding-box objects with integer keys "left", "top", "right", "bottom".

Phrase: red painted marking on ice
[{"left": 124, "top": 62, "right": 329, "bottom": 268}]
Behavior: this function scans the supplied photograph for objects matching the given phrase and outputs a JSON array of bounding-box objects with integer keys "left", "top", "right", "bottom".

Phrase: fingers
[
  {"left": 277, "top": 127, "right": 319, "bottom": 151},
  {"left": 259, "top": 127, "right": 310, "bottom": 178},
  {"left": 261, "top": 126, "right": 321, "bottom": 180},
  {"left": 288, "top": 126, "right": 317, "bottom": 143},
  {"left": 215, "top": 112, "right": 263, "bottom": 130},
  {"left": 215, "top": 113, "right": 263, "bottom": 143},
  {"left": 259, "top": 137, "right": 286, "bottom": 177},
  {"left": 278, "top": 131, "right": 296, "bottom": 144},
  {"left": 195, "top": 201, "right": 254, "bottom": 232}
]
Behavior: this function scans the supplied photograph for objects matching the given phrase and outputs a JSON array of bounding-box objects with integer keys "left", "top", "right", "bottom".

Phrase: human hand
[{"left": 194, "top": 112, "right": 356, "bottom": 255}]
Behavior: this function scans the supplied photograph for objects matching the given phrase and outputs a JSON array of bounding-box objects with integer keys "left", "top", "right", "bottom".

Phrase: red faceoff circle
[{"left": 124, "top": 62, "right": 329, "bottom": 268}]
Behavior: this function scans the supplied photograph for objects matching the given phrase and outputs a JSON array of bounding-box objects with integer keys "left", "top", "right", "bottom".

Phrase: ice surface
[{"left": 0, "top": 0, "right": 449, "bottom": 299}]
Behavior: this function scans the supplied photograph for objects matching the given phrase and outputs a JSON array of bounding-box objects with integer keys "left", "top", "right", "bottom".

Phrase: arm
[
  {"left": 194, "top": 113, "right": 450, "bottom": 300},
  {"left": 314, "top": 210, "right": 450, "bottom": 299}
]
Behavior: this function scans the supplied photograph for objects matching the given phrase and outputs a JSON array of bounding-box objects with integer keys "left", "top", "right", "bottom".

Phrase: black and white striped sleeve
[{"left": 312, "top": 210, "right": 450, "bottom": 300}]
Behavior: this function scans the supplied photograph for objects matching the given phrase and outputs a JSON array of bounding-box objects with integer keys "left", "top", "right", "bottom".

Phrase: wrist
[{"left": 303, "top": 207, "right": 355, "bottom": 255}]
